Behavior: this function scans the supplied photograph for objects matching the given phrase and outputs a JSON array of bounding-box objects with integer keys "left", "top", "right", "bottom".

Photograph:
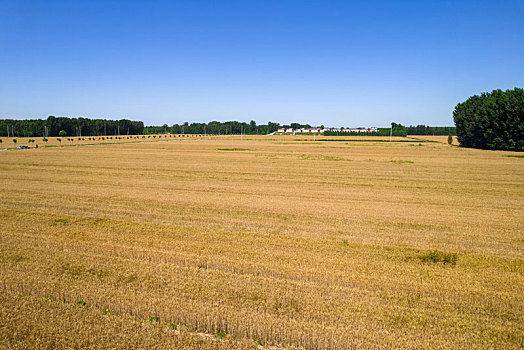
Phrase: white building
[{"left": 273, "top": 126, "right": 379, "bottom": 135}]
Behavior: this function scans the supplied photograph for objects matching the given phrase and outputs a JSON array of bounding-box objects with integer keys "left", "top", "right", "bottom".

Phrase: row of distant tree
[
  {"left": 0, "top": 117, "right": 310, "bottom": 137},
  {"left": 0, "top": 116, "right": 456, "bottom": 138},
  {"left": 142, "top": 122, "right": 456, "bottom": 136},
  {"left": 405, "top": 125, "right": 456, "bottom": 135},
  {"left": 0, "top": 116, "right": 144, "bottom": 137},
  {"left": 143, "top": 121, "right": 314, "bottom": 135}
]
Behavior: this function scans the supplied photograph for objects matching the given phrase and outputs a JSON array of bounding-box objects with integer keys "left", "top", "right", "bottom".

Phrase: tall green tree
[{"left": 453, "top": 88, "right": 523, "bottom": 151}]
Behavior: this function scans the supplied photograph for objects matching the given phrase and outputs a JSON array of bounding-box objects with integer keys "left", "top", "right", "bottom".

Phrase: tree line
[
  {"left": 0, "top": 117, "right": 310, "bottom": 137},
  {"left": 0, "top": 115, "right": 458, "bottom": 138},
  {"left": 405, "top": 125, "right": 456, "bottom": 135},
  {"left": 144, "top": 121, "right": 313, "bottom": 135},
  {"left": 0, "top": 116, "right": 144, "bottom": 137}
]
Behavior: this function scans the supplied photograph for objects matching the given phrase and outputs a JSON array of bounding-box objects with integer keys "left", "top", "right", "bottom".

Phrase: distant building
[{"left": 274, "top": 126, "right": 379, "bottom": 134}]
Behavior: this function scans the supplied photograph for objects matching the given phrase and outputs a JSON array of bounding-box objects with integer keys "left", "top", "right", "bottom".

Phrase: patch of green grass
[
  {"left": 416, "top": 250, "right": 458, "bottom": 266},
  {"left": 51, "top": 218, "right": 69, "bottom": 225},
  {"left": 256, "top": 337, "right": 267, "bottom": 347},
  {"left": 505, "top": 155, "right": 524, "bottom": 158},
  {"left": 214, "top": 329, "right": 226, "bottom": 338},
  {"left": 255, "top": 153, "right": 279, "bottom": 159},
  {"left": 299, "top": 154, "right": 348, "bottom": 161},
  {"left": 390, "top": 160, "right": 414, "bottom": 164}
]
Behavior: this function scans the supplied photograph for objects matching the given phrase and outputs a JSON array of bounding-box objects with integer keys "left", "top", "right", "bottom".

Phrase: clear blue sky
[{"left": 1, "top": 0, "right": 523, "bottom": 127}]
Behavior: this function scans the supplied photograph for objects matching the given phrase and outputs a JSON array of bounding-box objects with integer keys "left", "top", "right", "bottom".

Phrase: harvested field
[
  {"left": 0, "top": 135, "right": 523, "bottom": 349},
  {"left": 0, "top": 134, "right": 204, "bottom": 150}
]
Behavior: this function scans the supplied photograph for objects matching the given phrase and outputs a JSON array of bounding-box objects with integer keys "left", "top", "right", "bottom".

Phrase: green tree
[
  {"left": 12, "top": 139, "right": 17, "bottom": 145},
  {"left": 249, "top": 120, "right": 257, "bottom": 133},
  {"left": 448, "top": 134, "right": 453, "bottom": 145},
  {"left": 453, "top": 88, "right": 523, "bottom": 151},
  {"left": 390, "top": 122, "right": 407, "bottom": 137},
  {"left": 59, "top": 130, "right": 67, "bottom": 137}
]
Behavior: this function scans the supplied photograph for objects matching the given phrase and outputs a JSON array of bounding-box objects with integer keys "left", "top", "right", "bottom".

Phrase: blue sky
[{"left": 1, "top": 0, "right": 523, "bottom": 127}]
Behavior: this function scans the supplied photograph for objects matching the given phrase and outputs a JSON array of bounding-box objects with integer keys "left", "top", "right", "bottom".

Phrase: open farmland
[{"left": 0, "top": 135, "right": 523, "bottom": 349}]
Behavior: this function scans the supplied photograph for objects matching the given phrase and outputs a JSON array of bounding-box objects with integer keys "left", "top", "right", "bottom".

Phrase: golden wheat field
[{"left": 0, "top": 134, "right": 522, "bottom": 349}]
